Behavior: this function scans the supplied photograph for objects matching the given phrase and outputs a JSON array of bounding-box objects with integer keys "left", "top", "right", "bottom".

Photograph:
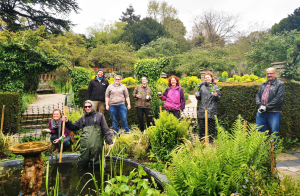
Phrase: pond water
[{"left": 0, "top": 160, "right": 163, "bottom": 195}]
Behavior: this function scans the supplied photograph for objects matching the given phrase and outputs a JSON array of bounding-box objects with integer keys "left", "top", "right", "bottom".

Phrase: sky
[{"left": 69, "top": 0, "right": 300, "bottom": 37}]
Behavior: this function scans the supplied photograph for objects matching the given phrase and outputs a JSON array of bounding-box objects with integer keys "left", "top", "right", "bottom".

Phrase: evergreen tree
[{"left": 119, "top": 5, "right": 140, "bottom": 26}]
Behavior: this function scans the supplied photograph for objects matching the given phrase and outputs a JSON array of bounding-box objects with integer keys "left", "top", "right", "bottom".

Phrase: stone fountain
[{"left": 8, "top": 141, "right": 52, "bottom": 196}]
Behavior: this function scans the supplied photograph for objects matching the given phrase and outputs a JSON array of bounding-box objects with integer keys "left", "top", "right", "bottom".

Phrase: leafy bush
[
  {"left": 165, "top": 116, "right": 282, "bottom": 196},
  {"left": 121, "top": 77, "right": 137, "bottom": 85},
  {"left": 20, "top": 135, "right": 41, "bottom": 143},
  {"left": 0, "top": 133, "right": 11, "bottom": 155},
  {"left": 222, "top": 71, "right": 228, "bottom": 78},
  {"left": 108, "top": 78, "right": 115, "bottom": 84},
  {"left": 69, "top": 68, "right": 90, "bottom": 105},
  {"left": 157, "top": 78, "right": 168, "bottom": 86},
  {"left": 226, "top": 75, "right": 267, "bottom": 83},
  {"left": 181, "top": 76, "right": 201, "bottom": 92},
  {"left": 147, "top": 111, "right": 190, "bottom": 162},
  {"left": 226, "top": 78, "right": 235, "bottom": 82},
  {"left": 21, "top": 93, "right": 38, "bottom": 113},
  {"left": 184, "top": 93, "right": 189, "bottom": 101}
]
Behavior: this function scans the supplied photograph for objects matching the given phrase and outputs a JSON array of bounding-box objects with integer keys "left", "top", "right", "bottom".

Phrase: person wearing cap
[
  {"left": 87, "top": 68, "right": 109, "bottom": 114},
  {"left": 62, "top": 100, "right": 114, "bottom": 169}
]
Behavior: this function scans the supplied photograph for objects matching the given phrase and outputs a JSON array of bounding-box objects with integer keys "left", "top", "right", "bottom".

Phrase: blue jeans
[
  {"left": 109, "top": 104, "right": 129, "bottom": 133},
  {"left": 256, "top": 112, "right": 281, "bottom": 137}
]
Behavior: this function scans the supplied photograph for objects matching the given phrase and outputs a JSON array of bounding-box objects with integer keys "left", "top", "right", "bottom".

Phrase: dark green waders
[{"left": 78, "top": 114, "right": 104, "bottom": 169}]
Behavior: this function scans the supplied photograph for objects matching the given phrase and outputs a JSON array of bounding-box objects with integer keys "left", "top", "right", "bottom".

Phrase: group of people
[{"left": 47, "top": 67, "right": 285, "bottom": 168}]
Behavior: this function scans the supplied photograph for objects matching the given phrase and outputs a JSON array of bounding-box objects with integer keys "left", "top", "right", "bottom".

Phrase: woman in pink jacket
[{"left": 159, "top": 75, "right": 185, "bottom": 119}]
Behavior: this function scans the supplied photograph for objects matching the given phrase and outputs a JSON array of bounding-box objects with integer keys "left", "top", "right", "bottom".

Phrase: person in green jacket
[{"left": 62, "top": 100, "right": 114, "bottom": 169}]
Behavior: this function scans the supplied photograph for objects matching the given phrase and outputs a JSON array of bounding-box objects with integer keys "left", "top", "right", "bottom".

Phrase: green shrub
[
  {"left": 222, "top": 71, "right": 228, "bottom": 78},
  {"left": 157, "top": 78, "right": 168, "bottom": 86},
  {"left": 0, "top": 93, "right": 21, "bottom": 133},
  {"left": 20, "top": 135, "right": 41, "bottom": 143},
  {"left": 184, "top": 93, "right": 189, "bottom": 101},
  {"left": 108, "top": 78, "right": 114, "bottom": 84},
  {"left": 226, "top": 78, "right": 235, "bottom": 82},
  {"left": 165, "top": 116, "right": 282, "bottom": 196},
  {"left": 121, "top": 77, "right": 137, "bottom": 85},
  {"left": 147, "top": 111, "right": 190, "bottom": 162},
  {"left": 0, "top": 133, "right": 11, "bottom": 155},
  {"left": 69, "top": 68, "right": 90, "bottom": 105},
  {"left": 181, "top": 76, "right": 201, "bottom": 92}
]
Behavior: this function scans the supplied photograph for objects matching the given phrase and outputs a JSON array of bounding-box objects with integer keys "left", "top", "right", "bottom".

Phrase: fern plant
[
  {"left": 165, "top": 115, "right": 282, "bottom": 196},
  {"left": 147, "top": 111, "right": 191, "bottom": 162}
]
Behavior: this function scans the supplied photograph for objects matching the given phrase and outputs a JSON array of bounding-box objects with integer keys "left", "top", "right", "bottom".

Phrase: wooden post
[
  {"left": 244, "top": 121, "right": 247, "bottom": 134},
  {"left": 59, "top": 95, "right": 68, "bottom": 163},
  {"left": 270, "top": 140, "right": 275, "bottom": 175},
  {"left": 205, "top": 110, "right": 208, "bottom": 144},
  {"left": 159, "top": 106, "right": 162, "bottom": 114},
  {"left": 1, "top": 105, "right": 5, "bottom": 133}
]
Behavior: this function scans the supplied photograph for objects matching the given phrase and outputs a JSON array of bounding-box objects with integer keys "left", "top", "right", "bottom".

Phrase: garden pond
[{"left": 0, "top": 157, "right": 164, "bottom": 195}]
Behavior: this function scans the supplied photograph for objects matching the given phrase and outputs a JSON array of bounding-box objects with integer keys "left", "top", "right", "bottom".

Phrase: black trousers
[
  {"left": 136, "top": 108, "right": 153, "bottom": 132},
  {"left": 199, "top": 118, "right": 216, "bottom": 139}
]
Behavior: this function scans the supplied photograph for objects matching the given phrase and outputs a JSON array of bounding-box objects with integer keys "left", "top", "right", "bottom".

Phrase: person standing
[
  {"left": 159, "top": 75, "right": 185, "bottom": 119},
  {"left": 132, "top": 76, "right": 153, "bottom": 132},
  {"left": 62, "top": 100, "right": 114, "bottom": 169},
  {"left": 255, "top": 67, "right": 285, "bottom": 138},
  {"left": 195, "top": 72, "right": 221, "bottom": 140},
  {"left": 105, "top": 75, "right": 131, "bottom": 134},
  {"left": 87, "top": 68, "right": 109, "bottom": 114}
]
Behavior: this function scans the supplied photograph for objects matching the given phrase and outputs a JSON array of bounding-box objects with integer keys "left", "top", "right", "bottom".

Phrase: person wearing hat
[
  {"left": 87, "top": 68, "right": 109, "bottom": 114},
  {"left": 62, "top": 100, "right": 114, "bottom": 169}
]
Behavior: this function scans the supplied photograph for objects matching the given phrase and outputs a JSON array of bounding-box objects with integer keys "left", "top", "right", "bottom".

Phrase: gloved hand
[{"left": 258, "top": 105, "right": 266, "bottom": 113}]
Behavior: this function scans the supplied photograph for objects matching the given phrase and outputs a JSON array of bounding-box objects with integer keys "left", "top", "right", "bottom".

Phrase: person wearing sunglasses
[
  {"left": 62, "top": 100, "right": 114, "bottom": 169},
  {"left": 105, "top": 75, "right": 131, "bottom": 134}
]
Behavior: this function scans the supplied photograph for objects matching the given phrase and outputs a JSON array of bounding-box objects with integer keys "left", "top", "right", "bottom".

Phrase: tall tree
[
  {"left": 88, "top": 42, "right": 137, "bottom": 72},
  {"left": 86, "top": 20, "right": 126, "bottom": 46},
  {"left": 192, "top": 9, "right": 239, "bottom": 45},
  {"left": 0, "top": 0, "right": 80, "bottom": 33},
  {"left": 121, "top": 17, "right": 169, "bottom": 50},
  {"left": 271, "top": 7, "right": 300, "bottom": 34},
  {"left": 246, "top": 30, "right": 300, "bottom": 75},
  {"left": 119, "top": 5, "right": 140, "bottom": 26},
  {"left": 147, "top": 0, "right": 178, "bottom": 23}
]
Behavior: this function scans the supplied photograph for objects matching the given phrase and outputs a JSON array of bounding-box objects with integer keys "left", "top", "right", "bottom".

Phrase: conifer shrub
[{"left": 147, "top": 111, "right": 190, "bottom": 162}]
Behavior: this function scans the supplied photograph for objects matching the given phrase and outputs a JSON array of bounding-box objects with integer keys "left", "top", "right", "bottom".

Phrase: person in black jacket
[
  {"left": 195, "top": 72, "right": 221, "bottom": 141},
  {"left": 255, "top": 67, "right": 285, "bottom": 138},
  {"left": 87, "top": 68, "right": 109, "bottom": 114}
]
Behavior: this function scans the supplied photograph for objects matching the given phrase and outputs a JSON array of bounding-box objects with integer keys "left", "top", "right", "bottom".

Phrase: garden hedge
[
  {"left": 78, "top": 85, "right": 140, "bottom": 127},
  {"left": 217, "top": 82, "right": 300, "bottom": 139},
  {"left": 0, "top": 93, "right": 21, "bottom": 133}
]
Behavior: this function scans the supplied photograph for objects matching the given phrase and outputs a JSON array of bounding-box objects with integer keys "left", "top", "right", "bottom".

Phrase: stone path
[
  {"left": 24, "top": 94, "right": 66, "bottom": 114},
  {"left": 277, "top": 149, "right": 300, "bottom": 179},
  {"left": 182, "top": 94, "right": 197, "bottom": 118}
]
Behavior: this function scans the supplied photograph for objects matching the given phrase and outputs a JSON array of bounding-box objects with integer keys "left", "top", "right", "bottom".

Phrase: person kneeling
[{"left": 46, "top": 109, "right": 71, "bottom": 153}]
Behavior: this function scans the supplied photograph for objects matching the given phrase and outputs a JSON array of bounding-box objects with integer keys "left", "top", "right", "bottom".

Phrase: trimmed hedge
[
  {"left": 78, "top": 85, "right": 140, "bottom": 126},
  {"left": 0, "top": 93, "right": 21, "bottom": 133},
  {"left": 217, "top": 82, "right": 300, "bottom": 139}
]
